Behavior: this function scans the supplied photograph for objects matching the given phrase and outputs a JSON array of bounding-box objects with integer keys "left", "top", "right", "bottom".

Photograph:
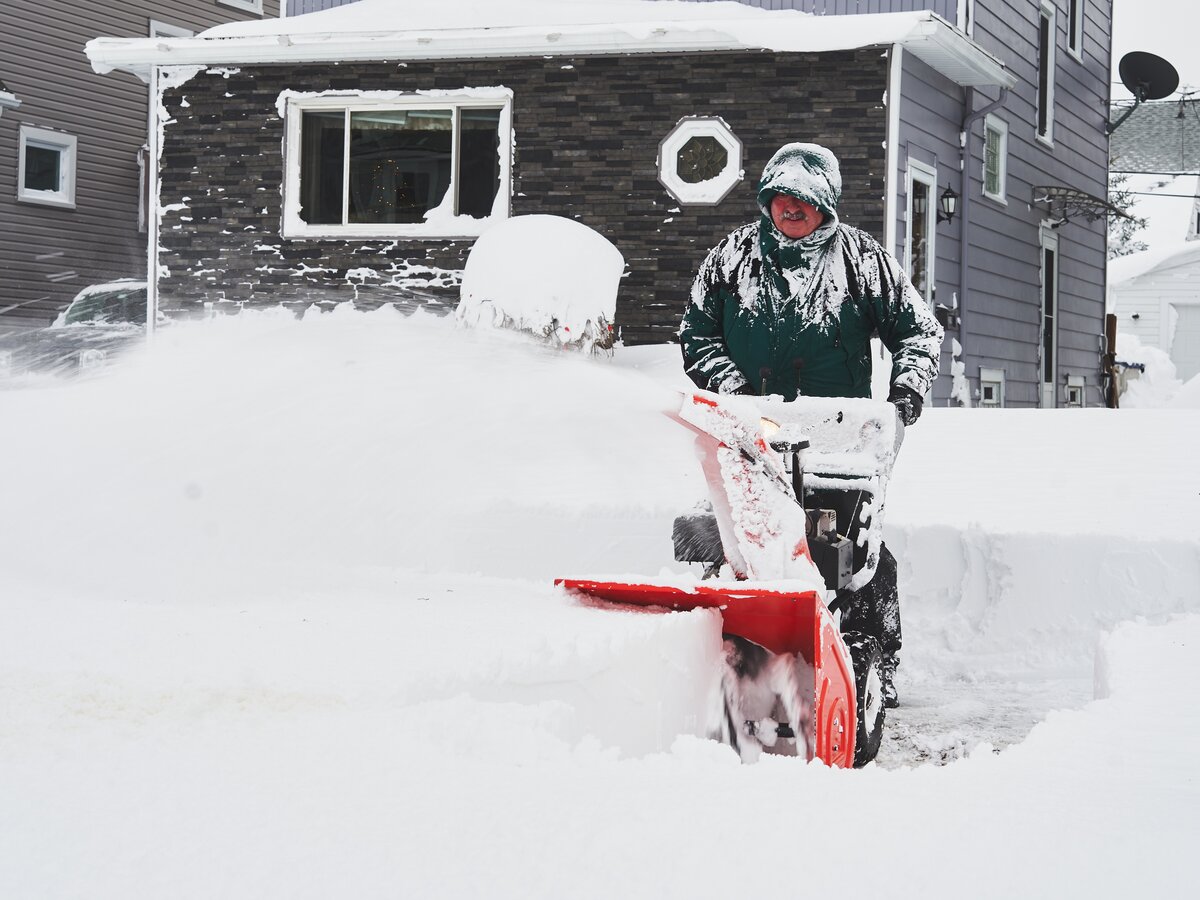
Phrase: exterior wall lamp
[{"left": 937, "top": 185, "right": 959, "bottom": 224}]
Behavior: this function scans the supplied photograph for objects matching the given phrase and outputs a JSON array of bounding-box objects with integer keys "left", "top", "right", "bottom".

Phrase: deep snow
[{"left": 1, "top": 308, "right": 1198, "bottom": 898}]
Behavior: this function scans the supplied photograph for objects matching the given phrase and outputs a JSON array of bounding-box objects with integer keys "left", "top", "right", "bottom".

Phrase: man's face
[{"left": 769, "top": 194, "right": 825, "bottom": 240}]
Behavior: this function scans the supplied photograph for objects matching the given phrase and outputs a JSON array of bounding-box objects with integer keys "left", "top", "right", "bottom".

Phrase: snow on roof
[
  {"left": 1109, "top": 238, "right": 1200, "bottom": 286},
  {"left": 86, "top": 0, "right": 1014, "bottom": 89}
]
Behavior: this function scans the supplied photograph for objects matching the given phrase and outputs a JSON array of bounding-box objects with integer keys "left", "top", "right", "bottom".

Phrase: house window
[
  {"left": 1037, "top": 2, "right": 1056, "bottom": 143},
  {"left": 18, "top": 125, "right": 77, "bottom": 209},
  {"left": 282, "top": 91, "right": 513, "bottom": 239},
  {"left": 982, "top": 115, "right": 1007, "bottom": 203},
  {"left": 149, "top": 20, "right": 194, "bottom": 38},
  {"left": 906, "top": 160, "right": 937, "bottom": 304},
  {"left": 1040, "top": 227, "right": 1060, "bottom": 408},
  {"left": 1065, "top": 375, "right": 1085, "bottom": 408},
  {"left": 657, "top": 117, "right": 743, "bottom": 206},
  {"left": 979, "top": 368, "right": 1005, "bottom": 408},
  {"left": 217, "top": 0, "right": 264, "bottom": 14},
  {"left": 1068, "top": 0, "right": 1084, "bottom": 60}
]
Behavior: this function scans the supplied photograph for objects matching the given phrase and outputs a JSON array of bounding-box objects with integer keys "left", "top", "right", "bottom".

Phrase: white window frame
[
  {"left": 905, "top": 159, "right": 937, "bottom": 305},
  {"left": 217, "top": 0, "right": 264, "bottom": 15},
  {"left": 280, "top": 90, "right": 514, "bottom": 240},
  {"left": 1037, "top": 1, "right": 1057, "bottom": 146},
  {"left": 149, "top": 20, "right": 194, "bottom": 38},
  {"left": 982, "top": 115, "right": 1008, "bottom": 204},
  {"left": 17, "top": 125, "right": 77, "bottom": 209},
  {"left": 979, "top": 367, "right": 1006, "bottom": 408},
  {"left": 1067, "top": 0, "right": 1084, "bottom": 62},
  {"left": 956, "top": 0, "right": 976, "bottom": 37},
  {"left": 657, "top": 116, "right": 743, "bottom": 206}
]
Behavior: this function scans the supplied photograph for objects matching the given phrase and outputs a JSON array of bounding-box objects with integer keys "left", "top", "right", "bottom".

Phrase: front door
[{"left": 1040, "top": 228, "right": 1059, "bottom": 408}]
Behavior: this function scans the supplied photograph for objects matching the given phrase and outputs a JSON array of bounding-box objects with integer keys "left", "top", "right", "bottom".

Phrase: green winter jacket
[{"left": 680, "top": 143, "right": 944, "bottom": 400}]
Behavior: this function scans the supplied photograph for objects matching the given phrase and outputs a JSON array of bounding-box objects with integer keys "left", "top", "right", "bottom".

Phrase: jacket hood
[
  {"left": 756, "top": 142, "right": 842, "bottom": 229},
  {"left": 755, "top": 143, "right": 842, "bottom": 300}
]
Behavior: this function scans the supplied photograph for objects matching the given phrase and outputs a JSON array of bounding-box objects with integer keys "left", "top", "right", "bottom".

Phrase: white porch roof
[{"left": 87, "top": 0, "right": 1015, "bottom": 89}]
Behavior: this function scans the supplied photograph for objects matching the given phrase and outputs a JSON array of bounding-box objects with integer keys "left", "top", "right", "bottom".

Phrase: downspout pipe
[
  {"left": 146, "top": 63, "right": 160, "bottom": 343},
  {"left": 957, "top": 86, "right": 1008, "bottom": 393}
]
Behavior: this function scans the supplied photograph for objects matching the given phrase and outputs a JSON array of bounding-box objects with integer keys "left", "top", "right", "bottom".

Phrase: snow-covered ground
[{"left": 2, "top": 309, "right": 1198, "bottom": 898}]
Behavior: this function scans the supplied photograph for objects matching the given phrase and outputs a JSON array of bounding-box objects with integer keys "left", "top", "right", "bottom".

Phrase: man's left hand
[{"left": 888, "top": 385, "right": 923, "bottom": 426}]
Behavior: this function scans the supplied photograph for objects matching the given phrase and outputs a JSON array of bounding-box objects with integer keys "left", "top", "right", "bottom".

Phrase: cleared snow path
[{"left": 1, "top": 311, "right": 1197, "bottom": 897}]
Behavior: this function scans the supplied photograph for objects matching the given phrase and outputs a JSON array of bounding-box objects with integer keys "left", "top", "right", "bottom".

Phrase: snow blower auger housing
[{"left": 557, "top": 392, "right": 898, "bottom": 768}]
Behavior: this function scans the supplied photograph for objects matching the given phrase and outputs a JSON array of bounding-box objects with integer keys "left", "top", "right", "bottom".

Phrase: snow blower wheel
[{"left": 844, "top": 631, "right": 885, "bottom": 767}]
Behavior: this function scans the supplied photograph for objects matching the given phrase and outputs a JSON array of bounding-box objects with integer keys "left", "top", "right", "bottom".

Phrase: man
[{"left": 679, "top": 142, "right": 944, "bottom": 707}]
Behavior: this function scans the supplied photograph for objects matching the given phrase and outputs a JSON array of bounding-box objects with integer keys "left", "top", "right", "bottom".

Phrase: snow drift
[{"left": 1, "top": 308, "right": 1197, "bottom": 898}]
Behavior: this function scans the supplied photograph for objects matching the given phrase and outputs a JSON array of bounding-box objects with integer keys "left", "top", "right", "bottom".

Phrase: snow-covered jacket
[{"left": 680, "top": 143, "right": 944, "bottom": 400}]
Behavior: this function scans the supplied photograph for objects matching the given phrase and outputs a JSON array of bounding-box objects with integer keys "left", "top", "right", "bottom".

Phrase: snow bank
[
  {"left": 457, "top": 214, "right": 623, "bottom": 351},
  {"left": 2, "top": 313, "right": 1198, "bottom": 898}
]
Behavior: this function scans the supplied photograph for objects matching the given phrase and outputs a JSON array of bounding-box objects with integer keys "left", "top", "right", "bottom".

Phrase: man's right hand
[{"left": 888, "top": 384, "right": 923, "bottom": 425}]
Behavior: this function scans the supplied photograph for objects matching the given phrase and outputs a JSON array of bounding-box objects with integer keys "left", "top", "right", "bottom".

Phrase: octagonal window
[
  {"left": 677, "top": 136, "right": 729, "bottom": 184},
  {"left": 658, "top": 117, "right": 743, "bottom": 206}
]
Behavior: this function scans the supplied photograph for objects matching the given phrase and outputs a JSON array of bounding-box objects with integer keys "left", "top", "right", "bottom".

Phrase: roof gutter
[{"left": 0, "top": 89, "right": 20, "bottom": 117}]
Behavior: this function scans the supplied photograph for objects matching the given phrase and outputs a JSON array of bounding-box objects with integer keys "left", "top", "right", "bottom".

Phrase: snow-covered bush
[{"left": 456, "top": 214, "right": 624, "bottom": 355}]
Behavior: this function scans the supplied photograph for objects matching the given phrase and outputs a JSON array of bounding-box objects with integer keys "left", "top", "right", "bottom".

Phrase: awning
[{"left": 1033, "top": 185, "right": 1131, "bottom": 223}]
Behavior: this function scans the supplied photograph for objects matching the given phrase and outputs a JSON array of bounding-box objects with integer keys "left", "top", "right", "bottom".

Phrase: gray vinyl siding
[
  {"left": 958, "top": 0, "right": 1111, "bottom": 407},
  {"left": 734, "top": 0, "right": 958, "bottom": 15},
  {"left": 289, "top": 0, "right": 353, "bottom": 12},
  {"left": 0, "top": 0, "right": 280, "bottom": 328},
  {"left": 895, "top": 51, "right": 965, "bottom": 402},
  {"left": 290, "top": 0, "right": 960, "bottom": 12}
]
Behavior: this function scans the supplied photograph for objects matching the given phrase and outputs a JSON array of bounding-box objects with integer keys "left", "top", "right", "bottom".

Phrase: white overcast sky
[{"left": 1111, "top": 0, "right": 1199, "bottom": 100}]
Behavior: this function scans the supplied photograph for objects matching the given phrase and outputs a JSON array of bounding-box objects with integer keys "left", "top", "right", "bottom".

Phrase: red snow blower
[{"left": 557, "top": 392, "right": 898, "bottom": 767}]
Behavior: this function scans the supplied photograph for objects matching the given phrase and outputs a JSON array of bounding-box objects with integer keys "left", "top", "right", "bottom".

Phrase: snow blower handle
[{"left": 758, "top": 366, "right": 772, "bottom": 397}]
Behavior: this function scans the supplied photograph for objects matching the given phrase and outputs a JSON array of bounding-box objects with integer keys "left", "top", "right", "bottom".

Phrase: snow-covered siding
[
  {"left": 154, "top": 50, "right": 890, "bottom": 345},
  {"left": 896, "top": 50, "right": 965, "bottom": 402},
  {"left": 958, "top": 0, "right": 1111, "bottom": 407},
  {"left": 0, "top": 0, "right": 280, "bottom": 329}
]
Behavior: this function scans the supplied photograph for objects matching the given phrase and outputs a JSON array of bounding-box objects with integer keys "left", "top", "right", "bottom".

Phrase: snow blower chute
[{"left": 557, "top": 392, "right": 898, "bottom": 767}]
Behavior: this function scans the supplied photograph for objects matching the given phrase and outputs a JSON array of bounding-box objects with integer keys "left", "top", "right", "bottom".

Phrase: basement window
[
  {"left": 281, "top": 90, "right": 513, "bottom": 239},
  {"left": 1065, "top": 375, "right": 1085, "bottom": 408},
  {"left": 979, "top": 368, "right": 1005, "bottom": 408},
  {"left": 17, "top": 125, "right": 76, "bottom": 209}
]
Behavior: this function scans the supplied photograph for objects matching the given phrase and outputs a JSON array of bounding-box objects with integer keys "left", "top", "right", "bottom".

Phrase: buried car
[{"left": 0, "top": 280, "right": 148, "bottom": 380}]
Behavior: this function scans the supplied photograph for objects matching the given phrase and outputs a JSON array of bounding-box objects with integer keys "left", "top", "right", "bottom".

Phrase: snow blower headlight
[{"left": 762, "top": 419, "right": 809, "bottom": 456}]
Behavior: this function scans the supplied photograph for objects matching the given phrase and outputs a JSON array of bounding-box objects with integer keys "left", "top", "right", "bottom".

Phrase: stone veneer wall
[{"left": 158, "top": 50, "right": 888, "bottom": 344}]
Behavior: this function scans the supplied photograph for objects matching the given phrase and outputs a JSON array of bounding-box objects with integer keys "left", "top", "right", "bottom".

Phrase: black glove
[
  {"left": 732, "top": 383, "right": 756, "bottom": 396},
  {"left": 888, "top": 384, "right": 923, "bottom": 426}
]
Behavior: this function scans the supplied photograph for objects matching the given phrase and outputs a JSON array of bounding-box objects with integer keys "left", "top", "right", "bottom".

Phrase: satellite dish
[
  {"left": 1118, "top": 51, "right": 1179, "bottom": 102},
  {"left": 1107, "top": 51, "right": 1180, "bottom": 135}
]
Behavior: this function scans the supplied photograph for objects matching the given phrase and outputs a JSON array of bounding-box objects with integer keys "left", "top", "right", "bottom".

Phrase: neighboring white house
[{"left": 1109, "top": 240, "right": 1200, "bottom": 381}]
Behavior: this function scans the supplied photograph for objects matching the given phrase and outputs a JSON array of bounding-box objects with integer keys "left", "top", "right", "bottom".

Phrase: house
[
  {"left": 85, "top": 0, "right": 1114, "bottom": 408},
  {"left": 1110, "top": 243, "right": 1200, "bottom": 383},
  {"left": 1108, "top": 95, "right": 1200, "bottom": 381},
  {"left": 0, "top": 0, "right": 281, "bottom": 330}
]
